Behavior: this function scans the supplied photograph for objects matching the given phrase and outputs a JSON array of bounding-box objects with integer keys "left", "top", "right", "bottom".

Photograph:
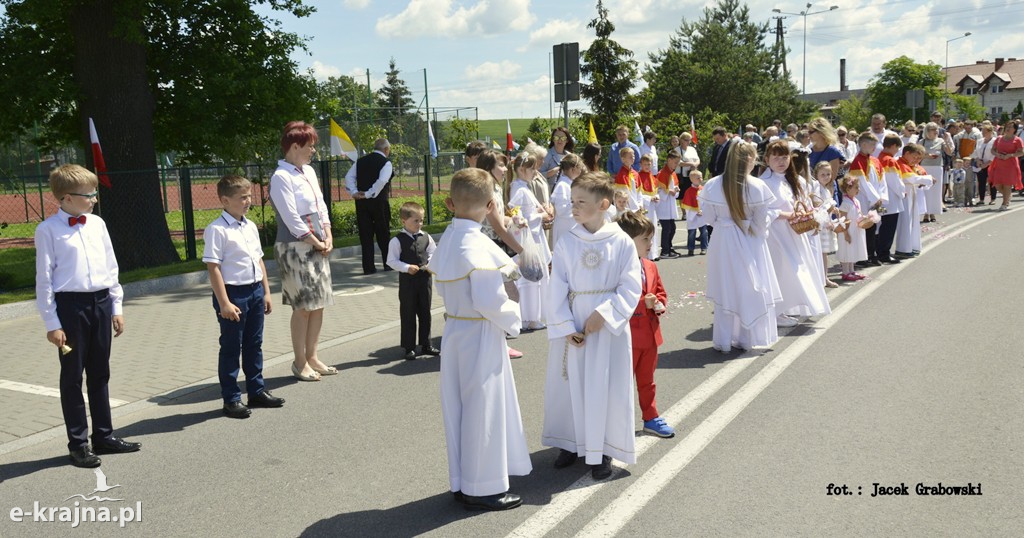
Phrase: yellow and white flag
[{"left": 329, "top": 118, "right": 358, "bottom": 161}]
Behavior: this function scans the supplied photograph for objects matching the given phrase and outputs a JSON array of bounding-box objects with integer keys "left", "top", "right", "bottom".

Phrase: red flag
[
  {"left": 690, "top": 116, "right": 699, "bottom": 146},
  {"left": 506, "top": 119, "right": 513, "bottom": 153},
  {"left": 89, "top": 118, "right": 112, "bottom": 188}
]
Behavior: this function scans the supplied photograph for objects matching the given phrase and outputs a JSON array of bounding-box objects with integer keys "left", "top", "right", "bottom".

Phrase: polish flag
[
  {"left": 88, "top": 118, "right": 112, "bottom": 188},
  {"left": 506, "top": 119, "right": 514, "bottom": 153},
  {"left": 690, "top": 116, "right": 699, "bottom": 146}
]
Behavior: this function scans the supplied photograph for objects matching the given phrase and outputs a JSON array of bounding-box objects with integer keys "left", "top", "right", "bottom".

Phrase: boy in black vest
[{"left": 386, "top": 202, "right": 440, "bottom": 359}]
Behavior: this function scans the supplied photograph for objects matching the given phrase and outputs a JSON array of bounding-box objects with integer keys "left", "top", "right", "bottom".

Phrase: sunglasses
[{"left": 553, "top": 135, "right": 567, "bottom": 141}]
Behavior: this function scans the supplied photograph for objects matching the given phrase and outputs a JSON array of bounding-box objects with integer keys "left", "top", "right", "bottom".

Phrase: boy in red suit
[{"left": 616, "top": 210, "right": 674, "bottom": 438}]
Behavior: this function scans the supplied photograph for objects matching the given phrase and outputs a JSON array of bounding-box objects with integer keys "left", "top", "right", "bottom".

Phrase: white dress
[
  {"left": 699, "top": 175, "right": 782, "bottom": 352},
  {"left": 810, "top": 181, "right": 837, "bottom": 254},
  {"left": 542, "top": 222, "right": 642, "bottom": 465},
  {"left": 509, "top": 178, "right": 551, "bottom": 325},
  {"left": 655, "top": 171, "right": 680, "bottom": 221},
  {"left": 430, "top": 218, "right": 532, "bottom": 496},
  {"left": 759, "top": 170, "right": 832, "bottom": 318},
  {"left": 550, "top": 175, "right": 575, "bottom": 248},
  {"left": 896, "top": 168, "right": 933, "bottom": 253},
  {"left": 836, "top": 197, "right": 868, "bottom": 263}
]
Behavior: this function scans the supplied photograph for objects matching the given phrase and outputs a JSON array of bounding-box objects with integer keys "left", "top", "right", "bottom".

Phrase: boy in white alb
[
  {"left": 543, "top": 172, "right": 642, "bottom": 480},
  {"left": 429, "top": 168, "right": 531, "bottom": 511}
]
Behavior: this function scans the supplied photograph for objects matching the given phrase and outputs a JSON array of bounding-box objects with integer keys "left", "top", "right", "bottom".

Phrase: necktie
[
  {"left": 68, "top": 215, "right": 87, "bottom": 227},
  {"left": 414, "top": 233, "right": 423, "bottom": 238}
]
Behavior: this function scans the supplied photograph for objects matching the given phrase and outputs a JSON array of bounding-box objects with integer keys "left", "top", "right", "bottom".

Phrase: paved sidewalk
[{"left": 0, "top": 248, "right": 442, "bottom": 451}]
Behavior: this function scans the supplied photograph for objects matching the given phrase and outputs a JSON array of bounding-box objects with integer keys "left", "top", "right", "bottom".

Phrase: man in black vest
[{"left": 346, "top": 138, "right": 395, "bottom": 274}]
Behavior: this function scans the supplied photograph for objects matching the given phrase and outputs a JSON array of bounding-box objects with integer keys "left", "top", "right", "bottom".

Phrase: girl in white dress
[
  {"left": 836, "top": 176, "right": 868, "bottom": 281},
  {"left": 811, "top": 162, "right": 839, "bottom": 288},
  {"left": 508, "top": 152, "right": 552, "bottom": 330},
  {"left": 699, "top": 142, "right": 782, "bottom": 352},
  {"left": 759, "top": 140, "right": 832, "bottom": 327},
  {"left": 550, "top": 153, "right": 583, "bottom": 247}
]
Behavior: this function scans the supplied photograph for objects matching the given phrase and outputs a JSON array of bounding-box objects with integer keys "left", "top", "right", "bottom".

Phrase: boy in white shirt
[
  {"left": 34, "top": 165, "right": 140, "bottom": 467},
  {"left": 203, "top": 175, "right": 283, "bottom": 419},
  {"left": 386, "top": 202, "right": 439, "bottom": 359}
]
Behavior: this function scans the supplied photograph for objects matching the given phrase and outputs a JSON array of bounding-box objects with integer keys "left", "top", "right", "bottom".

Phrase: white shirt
[
  {"left": 971, "top": 138, "right": 996, "bottom": 172},
  {"left": 202, "top": 211, "right": 264, "bottom": 285},
  {"left": 870, "top": 129, "right": 901, "bottom": 158},
  {"left": 344, "top": 150, "right": 394, "bottom": 199},
  {"left": 386, "top": 229, "right": 437, "bottom": 273},
  {"left": 676, "top": 145, "right": 700, "bottom": 176},
  {"left": 270, "top": 159, "right": 329, "bottom": 241},
  {"left": 35, "top": 209, "right": 124, "bottom": 331},
  {"left": 639, "top": 143, "right": 658, "bottom": 171}
]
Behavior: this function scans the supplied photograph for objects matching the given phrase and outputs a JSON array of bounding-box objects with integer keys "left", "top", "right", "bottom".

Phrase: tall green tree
[
  {"left": 866, "top": 56, "right": 945, "bottom": 124},
  {"left": 642, "top": 0, "right": 813, "bottom": 128},
  {"left": 580, "top": 0, "right": 638, "bottom": 138},
  {"left": 312, "top": 75, "right": 372, "bottom": 125},
  {"left": 0, "top": 0, "right": 316, "bottom": 269},
  {"left": 832, "top": 93, "right": 873, "bottom": 132}
]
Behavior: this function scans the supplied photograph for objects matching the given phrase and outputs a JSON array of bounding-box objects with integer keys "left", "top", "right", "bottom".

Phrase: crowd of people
[{"left": 35, "top": 115, "right": 1023, "bottom": 512}]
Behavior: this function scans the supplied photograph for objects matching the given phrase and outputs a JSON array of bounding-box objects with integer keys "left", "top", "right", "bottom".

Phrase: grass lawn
[
  {"left": 0, "top": 222, "right": 451, "bottom": 305},
  {"left": 477, "top": 118, "right": 534, "bottom": 145}
]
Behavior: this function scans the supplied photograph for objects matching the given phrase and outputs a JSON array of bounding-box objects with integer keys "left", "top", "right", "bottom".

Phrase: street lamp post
[
  {"left": 772, "top": 3, "right": 839, "bottom": 95},
  {"left": 945, "top": 32, "right": 972, "bottom": 114}
]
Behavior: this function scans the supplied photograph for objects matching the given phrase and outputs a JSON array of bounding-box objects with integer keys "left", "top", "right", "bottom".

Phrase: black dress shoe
[
  {"left": 420, "top": 346, "right": 441, "bottom": 357},
  {"left": 404, "top": 349, "right": 417, "bottom": 360},
  {"left": 248, "top": 390, "right": 285, "bottom": 408},
  {"left": 591, "top": 455, "right": 613, "bottom": 480},
  {"left": 382, "top": 266, "right": 393, "bottom": 272},
  {"left": 553, "top": 449, "right": 578, "bottom": 469},
  {"left": 363, "top": 268, "right": 377, "bottom": 275},
  {"left": 69, "top": 446, "right": 101, "bottom": 468},
  {"left": 865, "top": 259, "right": 882, "bottom": 267},
  {"left": 879, "top": 257, "right": 901, "bottom": 264},
  {"left": 223, "top": 400, "right": 251, "bottom": 419},
  {"left": 93, "top": 437, "right": 142, "bottom": 454},
  {"left": 452, "top": 491, "right": 466, "bottom": 503},
  {"left": 461, "top": 492, "right": 522, "bottom": 511}
]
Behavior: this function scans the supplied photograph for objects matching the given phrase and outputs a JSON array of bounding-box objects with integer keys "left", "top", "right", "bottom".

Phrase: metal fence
[{"left": 0, "top": 151, "right": 468, "bottom": 256}]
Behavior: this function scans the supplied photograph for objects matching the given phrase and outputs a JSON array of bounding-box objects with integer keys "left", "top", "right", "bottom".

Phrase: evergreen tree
[
  {"left": 642, "top": 0, "right": 813, "bottom": 128},
  {"left": 580, "top": 0, "right": 638, "bottom": 137},
  {"left": 377, "top": 57, "right": 415, "bottom": 117}
]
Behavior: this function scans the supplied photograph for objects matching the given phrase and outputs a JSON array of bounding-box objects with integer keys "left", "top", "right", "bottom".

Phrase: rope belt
[
  {"left": 444, "top": 313, "right": 486, "bottom": 321},
  {"left": 562, "top": 288, "right": 616, "bottom": 380}
]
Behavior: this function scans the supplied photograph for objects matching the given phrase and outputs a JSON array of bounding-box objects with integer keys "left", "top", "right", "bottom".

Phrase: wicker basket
[
  {"left": 856, "top": 217, "right": 875, "bottom": 230},
  {"left": 788, "top": 201, "right": 818, "bottom": 234},
  {"left": 832, "top": 217, "right": 849, "bottom": 234}
]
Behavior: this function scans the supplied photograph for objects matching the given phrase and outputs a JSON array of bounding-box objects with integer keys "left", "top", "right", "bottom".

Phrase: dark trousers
[
  {"left": 865, "top": 223, "right": 878, "bottom": 260},
  {"left": 876, "top": 213, "right": 899, "bottom": 261},
  {"left": 687, "top": 226, "right": 708, "bottom": 252},
  {"left": 399, "top": 274, "right": 432, "bottom": 351},
  {"left": 356, "top": 196, "right": 392, "bottom": 273},
  {"left": 55, "top": 290, "right": 114, "bottom": 451},
  {"left": 659, "top": 219, "right": 677, "bottom": 253},
  {"left": 213, "top": 283, "right": 266, "bottom": 403},
  {"left": 976, "top": 169, "right": 994, "bottom": 202}
]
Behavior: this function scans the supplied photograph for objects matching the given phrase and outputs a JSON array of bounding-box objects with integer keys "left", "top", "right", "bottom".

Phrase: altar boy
[{"left": 429, "top": 168, "right": 532, "bottom": 511}]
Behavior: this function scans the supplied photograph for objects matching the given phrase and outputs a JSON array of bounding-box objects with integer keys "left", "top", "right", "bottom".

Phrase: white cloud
[
  {"left": 437, "top": 75, "right": 552, "bottom": 118},
  {"left": 376, "top": 0, "right": 536, "bottom": 39},
  {"left": 310, "top": 60, "right": 342, "bottom": 80},
  {"left": 521, "top": 18, "right": 590, "bottom": 51},
  {"left": 343, "top": 0, "right": 371, "bottom": 9},
  {"left": 464, "top": 61, "right": 522, "bottom": 81}
]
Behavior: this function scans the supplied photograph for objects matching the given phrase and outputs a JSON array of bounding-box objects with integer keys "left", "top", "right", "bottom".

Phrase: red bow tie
[{"left": 68, "top": 215, "right": 87, "bottom": 227}]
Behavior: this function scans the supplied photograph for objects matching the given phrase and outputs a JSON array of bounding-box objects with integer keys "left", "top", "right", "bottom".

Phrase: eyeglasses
[
  {"left": 67, "top": 191, "right": 99, "bottom": 200},
  {"left": 837, "top": 132, "right": 847, "bottom": 136},
  {"left": 552, "top": 135, "right": 567, "bottom": 141}
]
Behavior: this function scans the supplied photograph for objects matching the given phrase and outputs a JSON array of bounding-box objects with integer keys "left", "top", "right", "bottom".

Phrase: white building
[{"left": 944, "top": 58, "right": 1024, "bottom": 120}]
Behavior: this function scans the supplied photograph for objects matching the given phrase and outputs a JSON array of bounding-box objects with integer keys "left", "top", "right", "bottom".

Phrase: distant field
[{"left": 476, "top": 118, "right": 534, "bottom": 145}]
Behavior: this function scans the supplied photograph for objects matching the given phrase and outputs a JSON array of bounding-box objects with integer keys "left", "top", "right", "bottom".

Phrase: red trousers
[{"left": 632, "top": 346, "right": 659, "bottom": 421}]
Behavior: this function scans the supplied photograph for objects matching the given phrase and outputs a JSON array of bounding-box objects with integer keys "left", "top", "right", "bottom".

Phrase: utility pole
[{"left": 773, "top": 16, "right": 789, "bottom": 78}]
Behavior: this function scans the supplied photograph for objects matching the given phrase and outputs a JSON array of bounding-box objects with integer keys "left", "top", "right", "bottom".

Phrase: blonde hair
[
  {"left": 813, "top": 161, "right": 833, "bottom": 179},
  {"left": 49, "top": 164, "right": 98, "bottom": 198},
  {"left": 508, "top": 151, "right": 538, "bottom": 201},
  {"left": 807, "top": 117, "right": 837, "bottom": 146},
  {"left": 613, "top": 189, "right": 630, "bottom": 201},
  {"left": 722, "top": 142, "right": 758, "bottom": 233},
  {"left": 450, "top": 168, "right": 495, "bottom": 210},
  {"left": 618, "top": 146, "right": 635, "bottom": 158},
  {"left": 572, "top": 172, "right": 616, "bottom": 204},
  {"left": 217, "top": 174, "right": 251, "bottom": 198}
]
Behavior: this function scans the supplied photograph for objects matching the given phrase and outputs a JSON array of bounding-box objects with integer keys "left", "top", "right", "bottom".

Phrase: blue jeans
[
  {"left": 687, "top": 226, "right": 708, "bottom": 252},
  {"left": 213, "top": 283, "right": 266, "bottom": 403}
]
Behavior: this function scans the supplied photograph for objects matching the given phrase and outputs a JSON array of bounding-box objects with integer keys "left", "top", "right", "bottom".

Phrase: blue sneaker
[{"left": 643, "top": 417, "right": 676, "bottom": 438}]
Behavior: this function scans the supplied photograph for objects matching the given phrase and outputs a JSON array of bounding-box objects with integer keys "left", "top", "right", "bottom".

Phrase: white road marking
[
  {"left": 333, "top": 285, "right": 384, "bottom": 297},
  {"left": 0, "top": 379, "right": 130, "bottom": 408},
  {"left": 506, "top": 355, "right": 759, "bottom": 538},
  {"left": 575, "top": 211, "right": 1005, "bottom": 537}
]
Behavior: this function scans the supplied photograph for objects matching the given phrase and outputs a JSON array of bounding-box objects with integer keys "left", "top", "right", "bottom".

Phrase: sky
[{"left": 84, "top": 1, "right": 1024, "bottom": 121}]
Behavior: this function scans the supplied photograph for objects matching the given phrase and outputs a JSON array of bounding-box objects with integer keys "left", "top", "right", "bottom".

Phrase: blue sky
[{"left": 3, "top": 0, "right": 1012, "bottom": 121}]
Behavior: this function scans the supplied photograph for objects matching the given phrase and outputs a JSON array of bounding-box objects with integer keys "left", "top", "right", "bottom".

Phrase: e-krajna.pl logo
[{"left": 7, "top": 467, "right": 142, "bottom": 528}]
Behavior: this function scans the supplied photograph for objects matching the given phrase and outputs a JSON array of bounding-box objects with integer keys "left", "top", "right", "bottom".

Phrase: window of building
[
  {"left": 991, "top": 106, "right": 1003, "bottom": 115},
  {"left": 992, "top": 84, "right": 1004, "bottom": 94},
  {"left": 964, "top": 86, "right": 977, "bottom": 95}
]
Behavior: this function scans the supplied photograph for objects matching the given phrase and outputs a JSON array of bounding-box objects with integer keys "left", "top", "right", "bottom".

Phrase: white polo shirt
[{"left": 202, "top": 211, "right": 264, "bottom": 285}]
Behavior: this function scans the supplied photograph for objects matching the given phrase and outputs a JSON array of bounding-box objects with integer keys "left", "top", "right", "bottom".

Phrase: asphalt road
[{"left": 0, "top": 205, "right": 1021, "bottom": 537}]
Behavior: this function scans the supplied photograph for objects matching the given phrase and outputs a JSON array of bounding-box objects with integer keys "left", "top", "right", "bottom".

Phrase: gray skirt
[{"left": 274, "top": 242, "right": 335, "bottom": 311}]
